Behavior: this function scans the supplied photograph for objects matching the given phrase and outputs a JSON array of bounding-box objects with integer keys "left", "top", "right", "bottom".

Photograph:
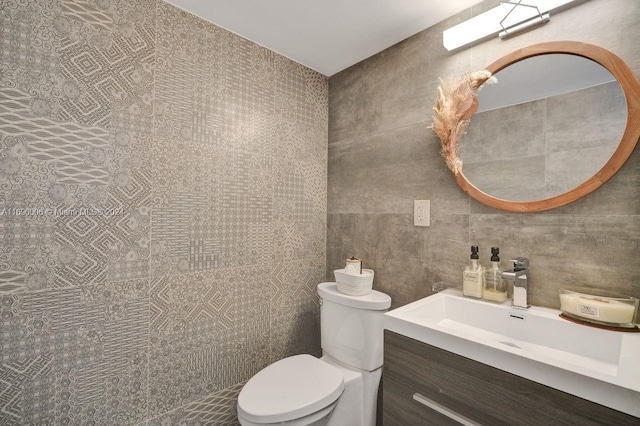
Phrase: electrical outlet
[{"left": 414, "top": 200, "right": 430, "bottom": 227}]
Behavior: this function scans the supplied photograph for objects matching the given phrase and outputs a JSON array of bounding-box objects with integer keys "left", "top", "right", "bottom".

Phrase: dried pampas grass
[{"left": 430, "top": 70, "right": 495, "bottom": 175}]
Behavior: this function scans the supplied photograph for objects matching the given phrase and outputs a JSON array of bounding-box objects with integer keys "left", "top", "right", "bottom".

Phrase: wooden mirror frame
[{"left": 456, "top": 41, "right": 640, "bottom": 212}]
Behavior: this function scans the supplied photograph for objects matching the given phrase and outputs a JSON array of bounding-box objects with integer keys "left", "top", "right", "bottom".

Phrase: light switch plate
[{"left": 414, "top": 200, "right": 430, "bottom": 227}]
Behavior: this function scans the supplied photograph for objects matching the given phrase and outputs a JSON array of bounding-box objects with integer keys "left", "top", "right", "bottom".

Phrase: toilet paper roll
[{"left": 344, "top": 257, "right": 362, "bottom": 276}]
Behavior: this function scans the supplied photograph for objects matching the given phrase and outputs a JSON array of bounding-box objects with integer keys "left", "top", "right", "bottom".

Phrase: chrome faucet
[{"left": 501, "top": 257, "right": 530, "bottom": 309}]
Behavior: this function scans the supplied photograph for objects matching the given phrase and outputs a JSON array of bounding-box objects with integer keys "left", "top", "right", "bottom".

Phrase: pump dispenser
[
  {"left": 463, "top": 245, "right": 484, "bottom": 298},
  {"left": 484, "top": 247, "right": 507, "bottom": 302}
]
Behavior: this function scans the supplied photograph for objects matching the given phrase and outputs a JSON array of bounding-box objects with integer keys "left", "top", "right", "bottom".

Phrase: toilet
[{"left": 237, "top": 282, "right": 391, "bottom": 425}]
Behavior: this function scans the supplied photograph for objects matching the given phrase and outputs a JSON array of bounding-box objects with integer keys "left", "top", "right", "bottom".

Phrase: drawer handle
[{"left": 413, "top": 393, "right": 482, "bottom": 426}]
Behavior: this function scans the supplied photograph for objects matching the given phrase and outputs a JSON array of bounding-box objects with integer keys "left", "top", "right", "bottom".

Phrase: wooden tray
[{"left": 559, "top": 313, "right": 640, "bottom": 333}]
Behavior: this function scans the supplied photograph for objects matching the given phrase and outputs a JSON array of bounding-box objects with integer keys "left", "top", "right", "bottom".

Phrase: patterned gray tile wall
[
  {"left": 327, "top": 0, "right": 640, "bottom": 309},
  {"left": 0, "top": 0, "right": 327, "bottom": 424}
]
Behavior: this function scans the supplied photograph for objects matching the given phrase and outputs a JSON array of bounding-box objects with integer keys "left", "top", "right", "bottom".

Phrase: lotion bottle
[
  {"left": 463, "top": 245, "right": 484, "bottom": 298},
  {"left": 483, "top": 247, "right": 507, "bottom": 302}
]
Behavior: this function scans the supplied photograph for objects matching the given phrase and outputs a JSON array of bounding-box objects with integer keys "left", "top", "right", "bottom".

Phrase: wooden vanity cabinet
[{"left": 383, "top": 330, "right": 638, "bottom": 426}]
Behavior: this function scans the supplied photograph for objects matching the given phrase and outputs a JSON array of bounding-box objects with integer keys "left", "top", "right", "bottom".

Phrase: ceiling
[{"left": 163, "top": 0, "right": 481, "bottom": 76}]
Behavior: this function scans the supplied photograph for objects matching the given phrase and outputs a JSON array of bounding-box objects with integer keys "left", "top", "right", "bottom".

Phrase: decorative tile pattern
[
  {"left": 0, "top": 279, "right": 149, "bottom": 425},
  {"left": 0, "top": 355, "right": 52, "bottom": 425},
  {"left": 0, "top": 80, "right": 152, "bottom": 207},
  {"left": 0, "top": 0, "right": 155, "bottom": 130},
  {"left": 147, "top": 381, "right": 245, "bottom": 426},
  {"left": 148, "top": 268, "right": 270, "bottom": 417},
  {"left": 270, "top": 297, "right": 321, "bottom": 362},
  {"left": 270, "top": 258, "right": 325, "bottom": 361},
  {"left": 0, "top": 0, "right": 327, "bottom": 424}
]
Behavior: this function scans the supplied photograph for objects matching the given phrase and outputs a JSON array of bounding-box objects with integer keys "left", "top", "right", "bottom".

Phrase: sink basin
[{"left": 384, "top": 289, "right": 640, "bottom": 417}]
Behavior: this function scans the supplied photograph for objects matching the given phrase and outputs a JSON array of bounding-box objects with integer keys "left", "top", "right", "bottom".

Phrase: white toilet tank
[{"left": 317, "top": 282, "right": 391, "bottom": 371}]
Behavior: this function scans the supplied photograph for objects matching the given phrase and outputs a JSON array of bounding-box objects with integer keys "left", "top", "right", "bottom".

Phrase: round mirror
[{"left": 454, "top": 42, "right": 640, "bottom": 212}]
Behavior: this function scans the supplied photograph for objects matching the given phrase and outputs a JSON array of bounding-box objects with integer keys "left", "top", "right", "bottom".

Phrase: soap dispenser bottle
[
  {"left": 463, "top": 245, "right": 484, "bottom": 298},
  {"left": 484, "top": 247, "right": 507, "bottom": 302}
]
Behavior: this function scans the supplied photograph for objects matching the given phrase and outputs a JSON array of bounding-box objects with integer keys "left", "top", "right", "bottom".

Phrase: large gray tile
[
  {"left": 327, "top": 214, "right": 426, "bottom": 266},
  {"left": 327, "top": 0, "right": 640, "bottom": 322},
  {"left": 468, "top": 141, "right": 640, "bottom": 216},
  {"left": 326, "top": 213, "right": 428, "bottom": 307},
  {"left": 420, "top": 213, "right": 471, "bottom": 299},
  {"left": 470, "top": 214, "right": 640, "bottom": 308},
  {"left": 463, "top": 155, "right": 546, "bottom": 202},
  {"left": 462, "top": 99, "right": 546, "bottom": 163},
  {"left": 545, "top": 82, "right": 625, "bottom": 154},
  {"left": 545, "top": 145, "right": 617, "bottom": 197},
  {"left": 542, "top": 144, "right": 640, "bottom": 216},
  {"left": 328, "top": 9, "right": 472, "bottom": 144},
  {"left": 328, "top": 123, "right": 469, "bottom": 215},
  {"left": 367, "top": 255, "right": 428, "bottom": 309}
]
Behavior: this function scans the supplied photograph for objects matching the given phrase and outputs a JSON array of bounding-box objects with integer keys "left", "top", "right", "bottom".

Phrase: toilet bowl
[
  {"left": 237, "top": 282, "right": 391, "bottom": 425},
  {"left": 237, "top": 354, "right": 343, "bottom": 426}
]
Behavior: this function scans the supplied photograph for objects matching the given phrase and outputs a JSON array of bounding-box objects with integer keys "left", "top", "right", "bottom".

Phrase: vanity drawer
[
  {"left": 383, "top": 330, "right": 638, "bottom": 426},
  {"left": 383, "top": 384, "right": 462, "bottom": 426},
  {"left": 383, "top": 331, "right": 507, "bottom": 426}
]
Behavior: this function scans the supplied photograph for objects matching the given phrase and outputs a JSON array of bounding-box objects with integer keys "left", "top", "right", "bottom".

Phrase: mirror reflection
[{"left": 460, "top": 54, "right": 627, "bottom": 202}]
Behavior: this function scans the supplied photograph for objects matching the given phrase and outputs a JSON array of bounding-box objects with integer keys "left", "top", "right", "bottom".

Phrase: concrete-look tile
[
  {"left": 470, "top": 214, "right": 640, "bottom": 308},
  {"left": 470, "top": 0, "right": 503, "bottom": 16},
  {"left": 329, "top": 125, "right": 427, "bottom": 215},
  {"left": 545, "top": 145, "right": 617, "bottom": 197},
  {"left": 462, "top": 99, "right": 546, "bottom": 163},
  {"left": 326, "top": 213, "right": 428, "bottom": 307},
  {"left": 463, "top": 155, "right": 546, "bottom": 202},
  {"left": 473, "top": 114, "right": 636, "bottom": 216},
  {"left": 328, "top": 9, "right": 473, "bottom": 144},
  {"left": 327, "top": 214, "right": 379, "bottom": 281},
  {"left": 328, "top": 123, "right": 469, "bottom": 215},
  {"left": 327, "top": 0, "right": 639, "bottom": 319},
  {"left": 420, "top": 213, "right": 471, "bottom": 298},
  {"left": 327, "top": 214, "right": 427, "bottom": 264},
  {"left": 542, "top": 144, "right": 640, "bottom": 216},
  {"left": 329, "top": 123, "right": 432, "bottom": 169},
  {"left": 468, "top": 139, "right": 640, "bottom": 216},
  {"left": 545, "top": 81, "right": 625, "bottom": 154},
  {"left": 368, "top": 256, "right": 428, "bottom": 309}
]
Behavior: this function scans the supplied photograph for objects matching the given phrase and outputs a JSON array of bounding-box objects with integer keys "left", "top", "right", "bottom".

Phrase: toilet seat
[{"left": 237, "top": 354, "right": 345, "bottom": 424}]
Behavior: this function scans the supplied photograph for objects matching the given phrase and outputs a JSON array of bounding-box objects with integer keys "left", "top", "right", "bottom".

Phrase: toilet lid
[{"left": 237, "top": 354, "right": 345, "bottom": 423}]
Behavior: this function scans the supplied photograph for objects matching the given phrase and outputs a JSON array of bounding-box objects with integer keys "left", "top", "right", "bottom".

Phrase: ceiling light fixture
[{"left": 442, "top": 0, "right": 576, "bottom": 51}]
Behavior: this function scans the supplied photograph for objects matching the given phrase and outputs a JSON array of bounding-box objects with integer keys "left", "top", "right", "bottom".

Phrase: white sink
[{"left": 384, "top": 289, "right": 640, "bottom": 417}]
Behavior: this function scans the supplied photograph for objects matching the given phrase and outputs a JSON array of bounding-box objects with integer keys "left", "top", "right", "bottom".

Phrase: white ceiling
[{"left": 163, "top": 0, "right": 481, "bottom": 76}]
